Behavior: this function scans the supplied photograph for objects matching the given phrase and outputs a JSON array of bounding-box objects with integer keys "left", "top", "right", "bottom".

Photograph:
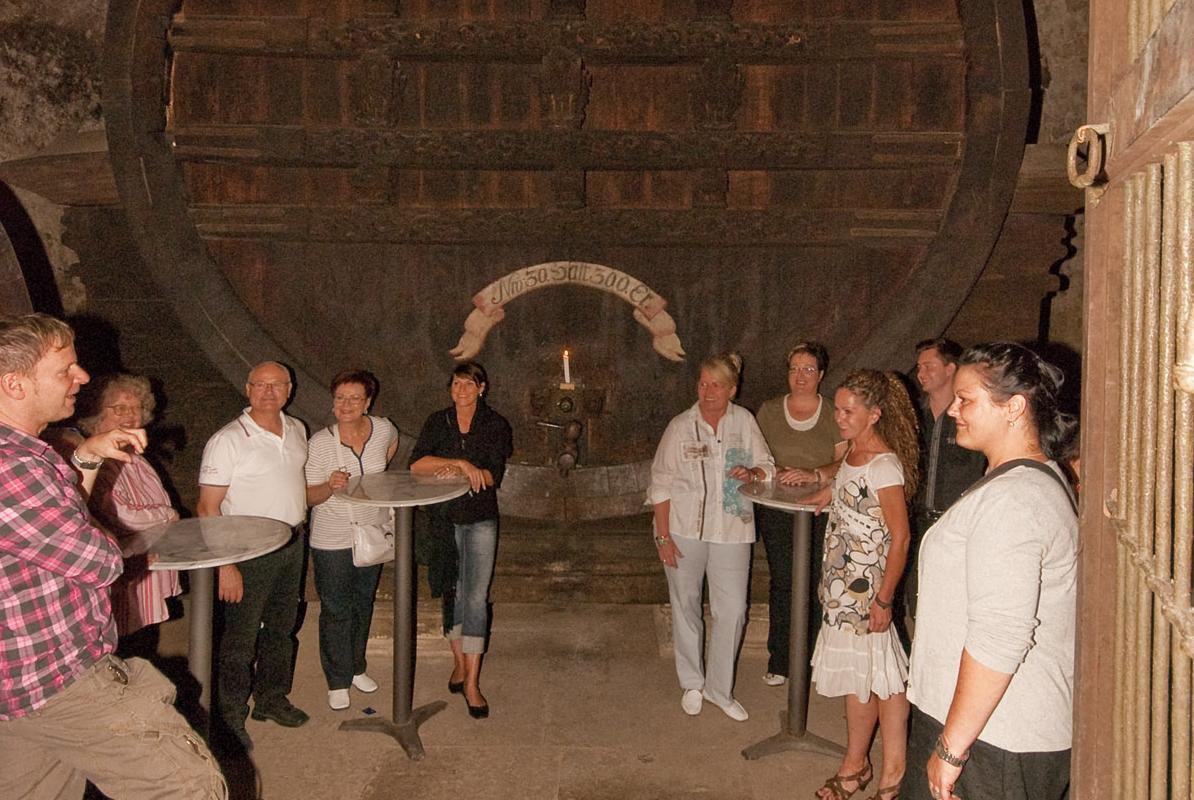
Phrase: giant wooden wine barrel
[{"left": 103, "top": 0, "right": 1028, "bottom": 519}]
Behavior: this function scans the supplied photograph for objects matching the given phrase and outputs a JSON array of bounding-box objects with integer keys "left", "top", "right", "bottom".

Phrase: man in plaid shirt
[{"left": 0, "top": 313, "right": 225, "bottom": 799}]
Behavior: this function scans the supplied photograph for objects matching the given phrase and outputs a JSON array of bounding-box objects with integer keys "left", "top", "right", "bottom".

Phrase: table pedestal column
[
  {"left": 190, "top": 567, "right": 215, "bottom": 715},
  {"left": 742, "top": 509, "right": 844, "bottom": 760},
  {"left": 340, "top": 506, "right": 446, "bottom": 760}
]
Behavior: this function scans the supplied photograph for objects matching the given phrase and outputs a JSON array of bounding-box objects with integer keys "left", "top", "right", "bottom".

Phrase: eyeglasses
[
  {"left": 248, "top": 381, "right": 291, "bottom": 391},
  {"left": 788, "top": 366, "right": 819, "bottom": 375},
  {"left": 106, "top": 403, "right": 142, "bottom": 416},
  {"left": 333, "top": 395, "right": 368, "bottom": 404}
]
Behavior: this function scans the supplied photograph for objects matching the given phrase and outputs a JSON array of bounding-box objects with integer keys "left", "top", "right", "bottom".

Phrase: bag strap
[
  {"left": 330, "top": 423, "right": 358, "bottom": 527},
  {"left": 956, "top": 457, "right": 1077, "bottom": 516}
]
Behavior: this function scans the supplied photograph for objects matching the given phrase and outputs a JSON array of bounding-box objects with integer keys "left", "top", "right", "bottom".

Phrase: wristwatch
[
  {"left": 654, "top": 535, "right": 671, "bottom": 547},
  {"left": 70, "top": 451, "right": 104, "bottom": 470},
  {"left": 934, "top": 734, "right": 969, "bottom": 767}
]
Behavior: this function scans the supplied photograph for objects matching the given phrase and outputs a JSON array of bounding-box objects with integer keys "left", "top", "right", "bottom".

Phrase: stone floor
[{"left": 150, "top": 600, "right": 887, "bottom": 800}]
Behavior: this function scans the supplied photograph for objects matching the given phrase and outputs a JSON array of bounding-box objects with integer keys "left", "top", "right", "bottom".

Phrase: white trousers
[{"left": 663, "top": 536, "right": 751, "bottom": 706}]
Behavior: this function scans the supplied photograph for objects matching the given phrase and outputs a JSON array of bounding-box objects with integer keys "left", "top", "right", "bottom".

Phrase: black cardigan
[{"left": 409, "top": 399, "right": 513, "bottom": 524}]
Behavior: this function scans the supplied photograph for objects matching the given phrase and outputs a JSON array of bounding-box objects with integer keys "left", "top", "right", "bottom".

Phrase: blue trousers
[
  {"left": 312, "top": 547, "right": 382, "bottom": 690},
  {"left": 448, "top": 519, "right": 498, "bottom": 654}
]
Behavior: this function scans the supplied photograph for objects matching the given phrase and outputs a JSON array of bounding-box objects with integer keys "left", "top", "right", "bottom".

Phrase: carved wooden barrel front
[{"left": 104, "top": 0, "right": 1027, "bottom": 518}]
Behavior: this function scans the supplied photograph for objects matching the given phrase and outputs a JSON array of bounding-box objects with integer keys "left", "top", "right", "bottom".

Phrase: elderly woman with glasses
[
  {"left": 76, "top": 373, "right": 181, "bottom": 659},
  {"left": 753, "top": 341, "right": 847, "bottom": 686},
  {"left": 305, "top": 370, "right": 400, "bottom": 711}
]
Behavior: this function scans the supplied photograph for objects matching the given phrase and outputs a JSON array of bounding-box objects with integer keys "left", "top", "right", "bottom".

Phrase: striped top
[{"left": 305, "top": 416, "right": 399, "bottom": 550}]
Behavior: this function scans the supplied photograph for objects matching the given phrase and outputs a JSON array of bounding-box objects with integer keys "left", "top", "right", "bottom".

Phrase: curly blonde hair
[{"left": 838, "top": 369, "right": 920, "bottom": 499}]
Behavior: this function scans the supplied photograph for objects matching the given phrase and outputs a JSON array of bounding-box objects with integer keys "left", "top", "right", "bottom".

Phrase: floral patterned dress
[{"left": 809, "top": 451, "right": 910, "bottom": 701}]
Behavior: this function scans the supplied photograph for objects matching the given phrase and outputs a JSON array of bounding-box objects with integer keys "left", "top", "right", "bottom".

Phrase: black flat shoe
[
  {"left": 467, "top": 700, "right": 489, "bottom": 719},
  {"left": 448, "top": 679, "right": 464, "bottom": 695}
]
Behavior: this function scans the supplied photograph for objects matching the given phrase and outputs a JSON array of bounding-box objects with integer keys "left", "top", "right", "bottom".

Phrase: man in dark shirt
[
  {"left": 0, "top": 313, "right": 225, "bottom": 799},
  {"left": 906, "top": 338, "right": 987, "bottom": 617}
]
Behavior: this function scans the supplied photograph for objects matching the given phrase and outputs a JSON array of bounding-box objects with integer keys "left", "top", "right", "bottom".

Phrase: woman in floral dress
[{"left": 810, "top": 369, "right": 920, "bottom": 800}]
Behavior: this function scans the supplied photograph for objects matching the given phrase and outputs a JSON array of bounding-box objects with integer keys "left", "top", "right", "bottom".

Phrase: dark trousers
[
  {"left": 217, "top": 532, "right": 304, "bottom": 727},
  {"left": 905, "top": 706, "right": 1070, "bottom": 800},
  {"left": 757, "top": 505, "right": 825, "bottom": 677},
  {"left": 312, "top": 547, "right": 382, "bottom": 690}
]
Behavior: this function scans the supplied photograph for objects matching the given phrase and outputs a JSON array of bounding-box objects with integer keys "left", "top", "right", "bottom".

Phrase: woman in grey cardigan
[{"left": 906, "top": 343, "right": 1078, "bottom": 800}]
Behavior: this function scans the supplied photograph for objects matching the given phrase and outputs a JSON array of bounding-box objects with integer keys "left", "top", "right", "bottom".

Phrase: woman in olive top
[{"left": 754, "top": 342, "right": 846, "bottom": 685}]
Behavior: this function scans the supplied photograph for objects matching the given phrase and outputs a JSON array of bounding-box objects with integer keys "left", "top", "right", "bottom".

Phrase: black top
[
  {"left": 409, "top": 400, "right": 513, "bottom": 524},
  {"left": 915, "top": 401, "right": 987, "bottom": 516}
]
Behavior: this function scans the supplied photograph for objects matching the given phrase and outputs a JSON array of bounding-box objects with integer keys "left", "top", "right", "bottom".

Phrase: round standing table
[
  {"left": 120, "top": 515, "right": 294, "bottom": 713},
  {"left": 335, "top": 471, "right": 469, "bottom": 761},
  {"left": 738, "top": 480, "right": 846, "bottom": 760}
]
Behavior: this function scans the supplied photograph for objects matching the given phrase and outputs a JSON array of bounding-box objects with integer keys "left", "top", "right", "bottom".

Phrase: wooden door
[{"left": 1075, "top": 1, "right": 1194, "bottom": 796}]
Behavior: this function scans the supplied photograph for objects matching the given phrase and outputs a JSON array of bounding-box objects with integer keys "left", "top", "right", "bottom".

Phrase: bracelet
[
  {"left": 874, "top": 595, "right": 893, "bottom": 610},
  {"left": 933, "top": 734, "right": 969, "bottom": 767},
  {"left": 654, "top": 535, "right": 671, "bottom": 547},
  {"left": 70, "top": 451, "right": 104, "bottom": 470},
  {"left": 813, "top": 467, "right": 823, "bottom": 483}
]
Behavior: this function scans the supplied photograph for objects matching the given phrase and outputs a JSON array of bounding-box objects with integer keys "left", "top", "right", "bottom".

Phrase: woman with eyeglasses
[
  {"left": 753, "top": 342, "right": 846, "bottom": 686},
  {"left": 76, "top": 373, "right": 182, "bottom": 659},
  {"left": 305, "top": 369, "right": 399, "bottom": 711}
]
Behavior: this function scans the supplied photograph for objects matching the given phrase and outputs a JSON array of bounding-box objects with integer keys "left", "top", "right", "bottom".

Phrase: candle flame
[{"left": 564, "top": 349, "right": 569, "bottom": 357}]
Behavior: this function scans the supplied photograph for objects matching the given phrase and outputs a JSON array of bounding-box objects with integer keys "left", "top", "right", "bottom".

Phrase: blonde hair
[
  {"left": 0, "top": 313, "right": 74, "bottom": 376},
  {"left": 838, "top": 369, "right": 921, "bottom": 499},
  {"left": 78, "top": 373, "right": 156, "bottom": 432},
  {"left": 699, "top": 352, "right": 743, "bottom": 391}
]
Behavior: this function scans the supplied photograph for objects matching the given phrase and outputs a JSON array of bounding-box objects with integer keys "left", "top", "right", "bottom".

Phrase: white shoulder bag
[{"left": 333, "top": 424, "right": 395, "bottom": 567}]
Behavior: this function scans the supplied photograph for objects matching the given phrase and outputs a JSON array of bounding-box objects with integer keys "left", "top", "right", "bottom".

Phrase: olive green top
[{"left": 755, "top": 394, "right": 842, "bottom": 470}]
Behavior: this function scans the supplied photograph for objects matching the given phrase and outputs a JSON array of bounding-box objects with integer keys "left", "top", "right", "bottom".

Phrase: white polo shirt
[{"left": 199, "top": 409, "right": 308, "bottom": 527}]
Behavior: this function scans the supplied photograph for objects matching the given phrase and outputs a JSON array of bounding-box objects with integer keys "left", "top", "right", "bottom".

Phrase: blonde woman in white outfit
[{"left": 648, "top": 352, "right": 775, "bottom": 722}]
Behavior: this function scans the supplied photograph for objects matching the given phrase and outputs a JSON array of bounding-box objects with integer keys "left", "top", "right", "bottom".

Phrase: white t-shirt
[
  {"left": 907, "top": 462, "right": 1077, "bottom": 752},
  {"left": 305, "top": 416, "right": 399, "bottom": 550},
  {"left": 199, "top": 409, "right": 308, "bottom": 527}
]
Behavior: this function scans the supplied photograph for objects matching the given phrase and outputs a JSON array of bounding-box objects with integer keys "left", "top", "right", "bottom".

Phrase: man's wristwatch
[
  {"left": 70, "top": 451, "right": 104, "bottom": 470},
  {"left": 654, "top": 535, "right": 671, "bottom": 547},
  {"left": 934, "top": 734, "right": 969, "bottom": 767}
]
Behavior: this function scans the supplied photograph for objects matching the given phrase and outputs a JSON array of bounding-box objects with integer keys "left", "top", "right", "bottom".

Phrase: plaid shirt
[{"left": 0, "top": 422, "right": 122, "bottom": 720}]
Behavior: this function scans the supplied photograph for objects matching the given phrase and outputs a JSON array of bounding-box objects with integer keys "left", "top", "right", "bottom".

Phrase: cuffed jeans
[
  {"left": 663, "top": 536, "right": 751, "bottom": 706},
  {"left": 447, "top": 519, "right": 498, "bottom": 654},
  {"left": 0, "top": 655, "right": 227, "bottom": 799},
  {"left": 217, "top": 531, "right": 304, "bottom": 728},
  {"left": 312, "top": 546, "right": 382, "bottom": 690}
]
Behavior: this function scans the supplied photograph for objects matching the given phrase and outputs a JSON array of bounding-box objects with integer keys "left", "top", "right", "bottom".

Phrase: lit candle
[{"left": 563, "top": 349, "right": 572, "bottom": 385}]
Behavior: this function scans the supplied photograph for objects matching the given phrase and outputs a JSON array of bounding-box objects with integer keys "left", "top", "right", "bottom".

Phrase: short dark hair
[
  {"left": 786, "top": 341, "right": 829, "bottom": 374},
  {"left": 451, "top": 361, "right": 488, "bottom": 390},
  {"left": 915, "top": 337, "right": 964, "bottom": 366},
  {"left": 331, "top": 369, "right": 380, "bottom": 401}
]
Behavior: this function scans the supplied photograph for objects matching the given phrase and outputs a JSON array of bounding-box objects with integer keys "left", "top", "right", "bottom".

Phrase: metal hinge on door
[{"left": 1066, "top": 123, "right": 1111, "bottom": 205}]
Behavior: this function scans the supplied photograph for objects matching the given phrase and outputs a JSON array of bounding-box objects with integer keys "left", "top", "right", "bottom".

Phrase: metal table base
[
  {"left": 340, "top": 506, "right": 446, "bottom": 760},
  {"left": 742, "top": 508, "right": 845, "bottom": 760}
]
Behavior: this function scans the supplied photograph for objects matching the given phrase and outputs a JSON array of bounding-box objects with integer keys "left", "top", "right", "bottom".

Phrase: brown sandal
[
  {"left": 815, "top": 762, "right": 873, "bottom": 800},
  {"left": 864, "top": 783, "right": 901, "bottom": 800}
]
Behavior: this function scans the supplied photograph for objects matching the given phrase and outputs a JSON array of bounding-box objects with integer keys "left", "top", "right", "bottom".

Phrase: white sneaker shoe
[
  {"left": 328, "top": 689, "right": 350, "bottom": 710},
  {"left": 702, "top": 690, "right": 749, "bottom": 722},
  {"left": 680, "top": 688, "right": 703, "bottom": 716},
  {"left": 352, "top": 673, "right": 378, "bottom": 693},
  {"left": 762, "top": 672, "right": 788, "bottom": 686}
]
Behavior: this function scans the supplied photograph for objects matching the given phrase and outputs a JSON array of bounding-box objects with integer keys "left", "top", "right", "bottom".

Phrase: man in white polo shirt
[{"left": 197, "top": 361, "right": 308, "bottom": 751}]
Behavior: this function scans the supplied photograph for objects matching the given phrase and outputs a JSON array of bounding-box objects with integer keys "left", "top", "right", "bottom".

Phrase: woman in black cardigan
[{"left": 410, "top": 361, "right": 512, "bottom": 719}]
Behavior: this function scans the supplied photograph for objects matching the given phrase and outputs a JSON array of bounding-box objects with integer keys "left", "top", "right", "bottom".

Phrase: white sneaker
[
  {"left": 762, "top": 672, "right": 788, "bottom": 686},
  {"left": 328, "top": 689, "right": 350, "bottom": 710},
  {"left": 352, "top": 673, "right": 378, "bottom": 693},
  {"left": 680, "top": 688, "right": 703, "bottom": 716},
  {"left": 702, "top": 690, "right": 749, "bottom": 722}
]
